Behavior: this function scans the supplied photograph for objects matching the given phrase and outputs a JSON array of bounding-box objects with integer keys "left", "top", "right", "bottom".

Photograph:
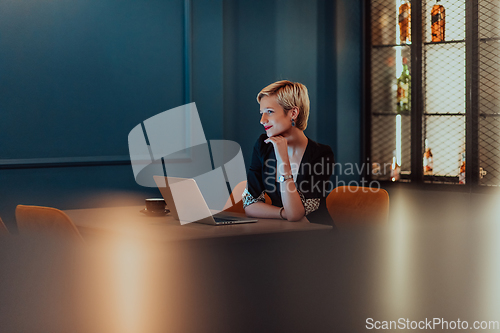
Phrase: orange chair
[
  {"left": 15, "top": 205, "right": 84, "bottom": 242},
  {"left": 326, "top": 186, "right": 389, "bottom": 229},
  {"left": 0, "top": 217, "right": 9, "bottom": 235},
  {"left": 222, "top": 181, "right": 271, "bottom": 214}
]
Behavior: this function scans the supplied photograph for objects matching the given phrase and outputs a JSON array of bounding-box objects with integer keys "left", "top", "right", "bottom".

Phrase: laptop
[{"left": 153, "top": 176, "right": 257, "bottom": 225}]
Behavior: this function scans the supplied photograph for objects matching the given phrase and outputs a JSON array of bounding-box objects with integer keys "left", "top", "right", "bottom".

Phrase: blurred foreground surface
[{"left": 1, "top": 187, "right": 500, "bottom": 332}]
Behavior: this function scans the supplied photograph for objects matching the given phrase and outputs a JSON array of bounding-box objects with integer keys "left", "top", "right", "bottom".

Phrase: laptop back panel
[
  {"left": 154, "top": 176, "right": 257, "bottom": 225},
  {"left": 155, "top": 176, "right": 217, "bottom": 225}
]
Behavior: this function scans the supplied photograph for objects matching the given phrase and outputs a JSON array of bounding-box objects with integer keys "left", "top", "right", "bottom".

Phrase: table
[{"left": 65, "top": 205, "right": 332, "bottom": 243}]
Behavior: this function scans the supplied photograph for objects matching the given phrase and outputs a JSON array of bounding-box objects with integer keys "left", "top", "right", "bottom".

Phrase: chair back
[
  {"left": 16, "top": 205, "right": 84, "bottom": 242},
  {"left": 223, "top": 181, "right": 271, "bottom": 214},
  {"left": 326, "top": 186, "right": 389, "bottom": 229},
  {"left": 0, "top": 217, "right": 9, "bottom": 235}
]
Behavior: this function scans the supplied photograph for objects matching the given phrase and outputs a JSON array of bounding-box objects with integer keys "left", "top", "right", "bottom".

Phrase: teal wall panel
[{"left": 0, "top": 0, "right": 185, "bottom": 160}]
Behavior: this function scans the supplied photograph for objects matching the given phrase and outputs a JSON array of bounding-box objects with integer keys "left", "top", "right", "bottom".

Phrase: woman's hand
[
  {"left": 264, "top": 136, "right": 289, "bottom": 163},
  {"left": 265, "top": 135, "right": 291, "bottom": 177}
]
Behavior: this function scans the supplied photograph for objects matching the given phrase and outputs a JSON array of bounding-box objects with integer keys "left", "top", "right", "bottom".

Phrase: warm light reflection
[
  {"left": 113, "top": 239, "right": 146, "bottom": 333},
  {"left": 374, "top": 189, "right": 500, "bottom": 322},
  {"left": 77, "top": 234, "right": 180, "bottom": 333},
  {"left": 477, "top": 192, "right": 500, "bottom": 320},
  {"left": 81, "top": 237, "right": 157, "bottom": 333},
  {"left": 384, "top": 189, "right": 414, "bottom": 315},
  {"left": 395, "top": 47, "right": 403, "bottom": 76},
  {"left": 396, "top": 114, "right": 402, "bottom": 166}
]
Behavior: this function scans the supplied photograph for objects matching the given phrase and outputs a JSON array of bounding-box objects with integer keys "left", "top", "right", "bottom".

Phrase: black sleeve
[
  {"left": 295, "top": 144, "right": 335, "bottom": 222},
  {"left": 243, "top": 136, "right": 267, "bottom": 208},
  {"left": 305, "top": 146, "right": 335, "bottom": 199}
]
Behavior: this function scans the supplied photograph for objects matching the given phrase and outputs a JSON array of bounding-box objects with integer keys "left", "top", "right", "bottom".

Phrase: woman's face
[{"left": 259, "top": 95, "right": 293, "bottom": 137}]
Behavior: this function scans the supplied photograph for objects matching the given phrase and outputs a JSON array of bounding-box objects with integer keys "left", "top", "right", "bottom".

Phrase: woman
[{"left": 243, "top": 80, "right": 335, "bottom": 225}]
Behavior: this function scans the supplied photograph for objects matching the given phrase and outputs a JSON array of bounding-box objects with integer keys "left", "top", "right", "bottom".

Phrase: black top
[{"left": 244, "top": 134, "right": 335, "bottom": 226}]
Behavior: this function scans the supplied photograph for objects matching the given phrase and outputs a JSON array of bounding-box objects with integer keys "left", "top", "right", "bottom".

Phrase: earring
[{"left": 291, "top": 118, "right": 295, "bottom": 127}]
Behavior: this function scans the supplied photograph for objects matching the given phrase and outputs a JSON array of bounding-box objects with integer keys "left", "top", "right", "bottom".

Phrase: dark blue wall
[
  {"left": 222, "top": 0, "right": 362, "bottom": 182},
  {"left": 335, "top": 0, "right": 363, "bottom": 182},
  {"left": 0, "top": 0, "right": 362, "bottom": 231},
  {"left": 335, "top": 0, "right": 363, "bottom": 183},
  {"left": 0, "top": 0, "right": 185, "bottom": 159},
  {"left": 192, "top": 0, "right": 224, "bottom": 140}
]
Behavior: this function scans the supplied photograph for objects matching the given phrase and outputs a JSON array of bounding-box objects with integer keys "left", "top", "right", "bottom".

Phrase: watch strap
[{"left": 279, "top": 174, "right": 293, "bottom": 183}]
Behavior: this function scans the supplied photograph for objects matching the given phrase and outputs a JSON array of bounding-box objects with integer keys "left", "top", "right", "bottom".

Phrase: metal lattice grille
[
  {"left": 479, "top": 0, "right": 500, "bottom": 186},
  {"left": 422, "top": 0, "right": 466, "bottom": 184},
  {"left": 371, "top": 113, "right": 412, "bottom": 180},
  {"left": 424, "top": 115, "right": 465, "bottom": 177},
  {"left": 370, "top": 0, "right": 412, "bottom": 182},
  {"left": 369, "top": 0, "right": 499, "bottom": 187}
]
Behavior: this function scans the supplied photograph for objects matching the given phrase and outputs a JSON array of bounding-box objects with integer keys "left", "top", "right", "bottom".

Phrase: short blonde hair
[{"left": 257, "top": 80, "right": 310, "bottom": 131}]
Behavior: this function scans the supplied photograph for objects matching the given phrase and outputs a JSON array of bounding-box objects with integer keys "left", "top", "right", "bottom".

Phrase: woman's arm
[
  {"left": 243, "top": 135, "right": 307, "bottom": 221},
  {"left": 264, "top": 136, "right": 306, "bottom": 221},
  {"left": 243, "top": 135, "right": 284, "bottom": 219},
  {"left": 280, "top": 162, "right": 306, "bottom": 221},
  {"left": 244, "top": 201, "right": 282, "bottom": 219},
  {"left": 243, "top": 182, "right": 304, "bottom": 221}
]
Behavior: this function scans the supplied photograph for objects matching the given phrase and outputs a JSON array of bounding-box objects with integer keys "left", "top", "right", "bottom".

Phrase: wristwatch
[{"left": 278, "top": 174, "right": 293, "bottom": 183}]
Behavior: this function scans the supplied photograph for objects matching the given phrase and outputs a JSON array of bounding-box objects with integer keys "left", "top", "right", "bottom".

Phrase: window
[{"left": 366, "top": 0, "right": 500, "bottom": 187}]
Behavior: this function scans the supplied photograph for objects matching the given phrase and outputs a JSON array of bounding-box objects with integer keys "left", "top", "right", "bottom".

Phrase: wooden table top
[{"left": 65, "top": 205, "right": 332, "bottom": 242}]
